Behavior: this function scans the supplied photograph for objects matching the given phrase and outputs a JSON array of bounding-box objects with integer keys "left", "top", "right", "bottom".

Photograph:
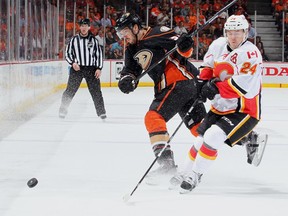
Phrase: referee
[{"left": 59, "top": 18, "right": 106, "bottom": 119}]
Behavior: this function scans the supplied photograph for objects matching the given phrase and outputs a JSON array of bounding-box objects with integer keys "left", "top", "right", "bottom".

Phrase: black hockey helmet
[
  {"left": 115, "top": 12, "right": 142, "bottom": 33},
  {"left": 79, "top": 18, "right": 90, "bottom": 26}
]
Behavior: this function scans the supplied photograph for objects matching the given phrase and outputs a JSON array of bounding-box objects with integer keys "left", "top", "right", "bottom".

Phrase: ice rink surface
[{"left": 0, "top": 87, "right": 287, "bottom": 216}]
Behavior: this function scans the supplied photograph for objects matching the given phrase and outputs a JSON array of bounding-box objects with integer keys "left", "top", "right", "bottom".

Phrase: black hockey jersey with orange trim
[{"left": 122, "top": 26, "right": 198, "bottom": 94}]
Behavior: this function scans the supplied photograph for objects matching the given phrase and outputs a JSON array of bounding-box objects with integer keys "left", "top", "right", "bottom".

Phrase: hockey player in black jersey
[{"left": 116, "top": 13, "right": 206, "bottom": 181}]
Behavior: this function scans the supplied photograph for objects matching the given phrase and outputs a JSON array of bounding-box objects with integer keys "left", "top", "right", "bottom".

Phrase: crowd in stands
[
  {"left": 272, "top": 0, "right": 288, "bottom": 60},
  {"left": 66, "top": 0, "right": 270, "bottom": 61},
  {"left": 73, "top": 0, "right": 268, "bottom": 61},
  {"left": 0, "top": 0, "right": 280, "bottom": 62}
]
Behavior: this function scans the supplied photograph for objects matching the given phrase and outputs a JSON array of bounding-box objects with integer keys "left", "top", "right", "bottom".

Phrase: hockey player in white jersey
[{"left": 169, "top": 15, "right": 268, "bottom": 193}]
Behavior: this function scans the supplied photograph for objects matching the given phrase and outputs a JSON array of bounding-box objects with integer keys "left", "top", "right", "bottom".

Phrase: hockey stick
[
  {"left": 123, "top": 98, "right": 200, "bottom": 202},
  {"left": 134, "top": 0, "right": 238, "bottom": 83}
]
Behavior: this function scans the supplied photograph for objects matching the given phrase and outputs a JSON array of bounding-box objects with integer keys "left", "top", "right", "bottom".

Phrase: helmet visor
[{"left": 116, "top": 27, "right": 131, "bottom": 39}]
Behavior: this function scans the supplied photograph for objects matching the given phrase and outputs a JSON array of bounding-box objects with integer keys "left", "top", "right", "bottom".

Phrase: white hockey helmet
[
  {"left": 224, "top": 15, "right": 249, "bottom": 47},
  {"left": 224, "top": 15, "right": 249, "bottom": 31}
]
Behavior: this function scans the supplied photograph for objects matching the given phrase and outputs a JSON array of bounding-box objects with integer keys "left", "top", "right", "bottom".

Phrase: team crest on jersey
[
  {"left": 134, "top": 49, "right": 153, "bottom": 70},
  {"left": 214, "top": 62, "right": 234, "bottom": 81},
  {"left": 87, "top": 42, "right": 93, "bottom": 49},
  {"left": 160, "top": 26, "right": 170, "bottom": 32}
]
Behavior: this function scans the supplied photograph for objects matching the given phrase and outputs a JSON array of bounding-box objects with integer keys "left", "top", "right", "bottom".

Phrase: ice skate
[
  {"left": 59, "top": 107, "right": 68, "bottom": 119},
  {"left": 243, "top": 131, "right": 268, "bottom": 167},
  {"left": 145, "top": 149, "right": 177, "bottom": 185},
  {"left": 169, "top": 172, "right": 186, "bottom": 190},
  {"left": 179, "top": 171, "right": 202, "bottom": 194}
]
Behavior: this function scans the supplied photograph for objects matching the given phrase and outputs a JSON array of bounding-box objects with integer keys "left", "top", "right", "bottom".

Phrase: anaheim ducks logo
[{"left": 134, "top": 50, "right": 153, "bottom": 70}]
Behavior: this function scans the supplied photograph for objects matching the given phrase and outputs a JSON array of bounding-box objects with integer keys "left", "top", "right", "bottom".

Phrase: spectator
[
  {"left": 110, "top": 13, "right": 118, "bottom": 26},
  {"left": 150, "top": 3, "right": 161, "bottom": 26},
  {"left": 157, "top": 9, "right": 170, "bottom": 26},
  {"left": 256, "top": 36, "right": 269, "bottom": 61},
  {"left": 105, "top": 31, "right": 116, "bottom": 45},
  {"left": 95, "top": 29, "right": 104, "bottom": 51},
  {"left": 174, "top": 21, "right": 188, "bottom": 35},
  {"left": 247, "top": 18, "right": 257, "bottom": 43},
  {"left": 111, "top": 48, "right": 123, "bottom": 59},
  {"left": 101, "top": 14, "right": 112, "bottom": 27},
  {"left": 213, "top": 23, "right": 224, "bottom": 39},
  {"left": 181, "top": 4, "right": 191, "bottom": 17},
  {"left": 90, "top": 12, "right": 101, "bottom": 28},
  {"left": 110, "top": 38, "right": 123, "bottom": 54},
  {"left": 183, "top": 15, "right": 194, "bottom": 32},
  {"left": 213, "top": 0, "right": 223, "bottom": 13}
]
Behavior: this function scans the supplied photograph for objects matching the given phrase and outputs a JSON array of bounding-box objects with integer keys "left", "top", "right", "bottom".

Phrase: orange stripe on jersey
[
  {"left": 158, "top": 63, "right": 187, "bottom": 89},
  {"left": 157, "top": 82, "right": 176, "bottom": 111},
  {"left": 227, "top": 115, "right": 250, "bottom": 144},
  {"left": 211, "top": 106, "right": 236, "bottom": 115},
  {"left": 143, "top": 29, "right": 175, "bottom": 41},
  {"left": 198, "top": 143, "right": 217, "bottom": 160},
  {"left": 177, "top": 48, "right": 193, "bottom": 58},
  {"left": 238, "top": 97, "right": 245, "bottom": 113},
  {"left": 142, "top": 27, "right": 152, "bottom": 39},
  {"left": 227, "top": 79, "right": 244, "bottom": 97},
  {"left": 239, "top": 94, "right": 261, "bottom": 120},
  {"left": 211, "top": 96, "right": 261, "bottom": 119},
  {"left": 158, "top": 56, "right": 194, "bottom": 90},
  {"left": 188, "top": 146, "right": 198, "bottom": 161},
  {"left": 216, "top": 80, "right": 240, "bottom": 98},
  {"left": 190, "top": 122, "right": 201, "bottom": 137},
  {"left": 168, "top": 56, "right": 195, "bottom": 79}
]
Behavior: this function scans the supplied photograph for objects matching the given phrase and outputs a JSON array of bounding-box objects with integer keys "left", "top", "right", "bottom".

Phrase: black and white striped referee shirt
[{"left": 65, "top": 32, "right": 103, "bottom": 69}]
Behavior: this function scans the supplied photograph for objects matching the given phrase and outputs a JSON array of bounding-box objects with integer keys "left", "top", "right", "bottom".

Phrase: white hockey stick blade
[
  {"left": 252, "top": 134, "right": 268, "bottom": 167},
  {"left": 123, "top": 193, "right": 131, "bottom": 203}
]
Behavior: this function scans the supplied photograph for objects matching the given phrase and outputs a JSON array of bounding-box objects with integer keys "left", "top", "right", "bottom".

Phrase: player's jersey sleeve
[
  {"left": 199, "top": 38, "right": 226, "bottom": 80},
  {"left": 143, "top": 26, "right": 177, "bottom": 51},
  {"left": 202, "top": 37, "right": 227, "bottom": 68}
]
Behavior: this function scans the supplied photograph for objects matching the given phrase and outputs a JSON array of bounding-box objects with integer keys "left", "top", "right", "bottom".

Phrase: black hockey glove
[
  {"left": 176, "top": 33, "right": 194, "bottom": 53},
  {"left": 200, "top": 78, "right": 219, "bottom": 101},
  {"left": 195, "top": 79, "right": 207, "bottom": 92},
  {"left": 118, "top": 74, "right": 137, "bottom": 94}
]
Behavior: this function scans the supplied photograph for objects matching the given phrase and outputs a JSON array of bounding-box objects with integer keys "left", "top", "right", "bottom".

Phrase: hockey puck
[{"left": 27, "top": 178, "right": 38, "bottom": 188}]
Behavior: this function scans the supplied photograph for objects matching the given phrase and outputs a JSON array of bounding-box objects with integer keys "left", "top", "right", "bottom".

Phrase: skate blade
[
  {"left": 179, "top": 187, "right": 193, "bottom": 194},
  {"left": 252, "top": 134, "right": 268, "bottom": 167}
]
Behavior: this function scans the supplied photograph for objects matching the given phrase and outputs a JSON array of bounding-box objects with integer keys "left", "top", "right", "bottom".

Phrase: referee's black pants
[{"left": 60, "top": 66, "right": 106, "bottom": 116}]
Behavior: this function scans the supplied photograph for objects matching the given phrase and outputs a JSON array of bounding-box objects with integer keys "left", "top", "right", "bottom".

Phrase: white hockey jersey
[{"left": 200, "top": 37, "right": 263, "bottom": 119}]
